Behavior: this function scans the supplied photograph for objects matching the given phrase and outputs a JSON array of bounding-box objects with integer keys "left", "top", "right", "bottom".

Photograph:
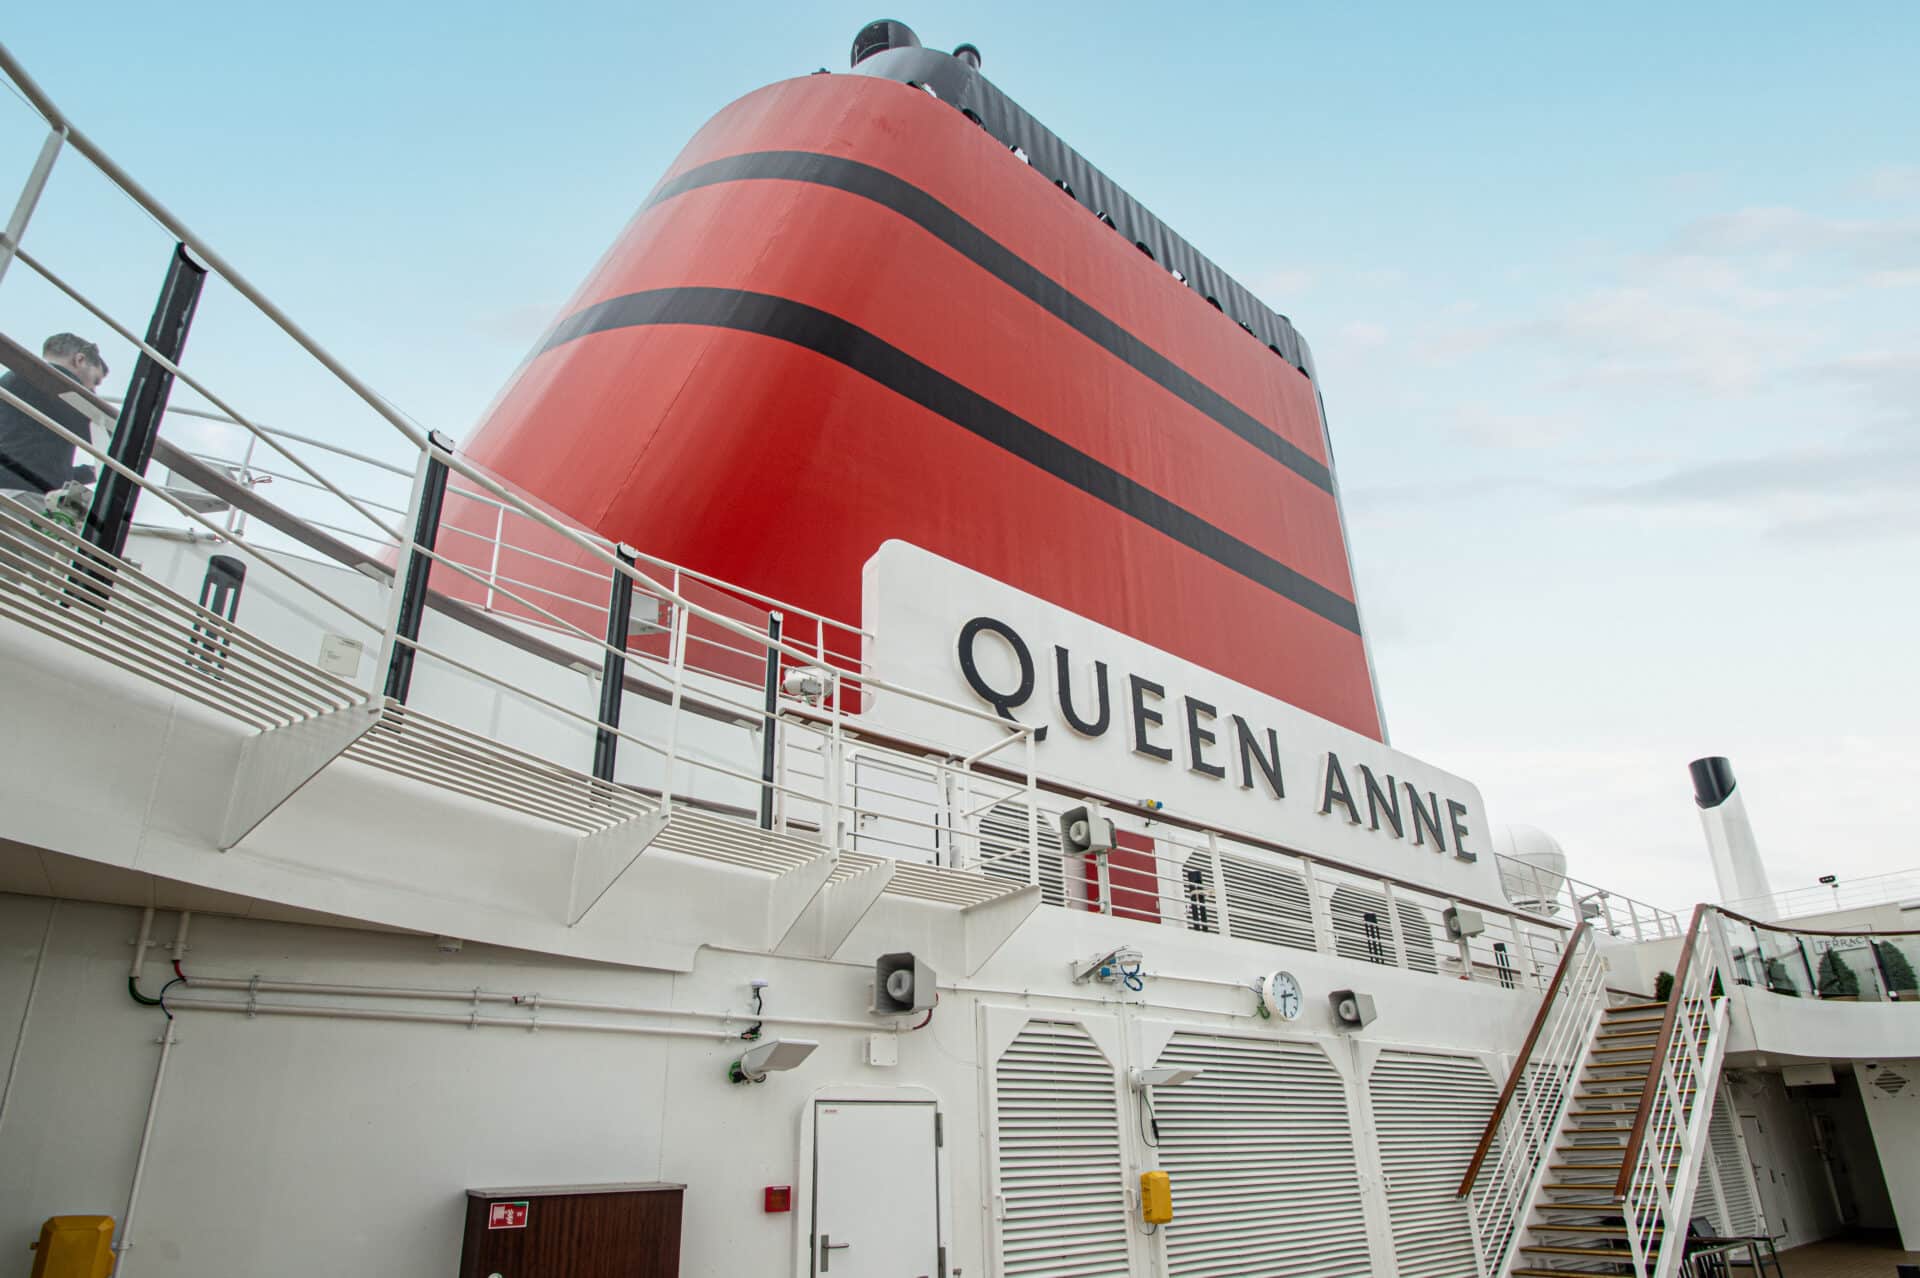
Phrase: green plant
[
  {"left": 1654, "top": 970, "right": 1674, "bottom": 1001},
  {"left": 1874, "top": 941, "right": 1918, "bottom": 999},
  {"left": 1816, "top": 949, "right": 1860, "bottom": 998},
  {"left": 1763, "top": 957, "right": 1801, "bottom": 997}
]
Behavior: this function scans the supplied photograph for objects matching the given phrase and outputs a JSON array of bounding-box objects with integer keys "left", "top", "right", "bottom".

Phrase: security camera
[
  {"left": 728, "top": 1038, "right": 818, "bottom": 1084},
  {"left": 873, "top": 952, "right": 937, "bottom": 1014},
  {"left": 781, "top": 669, "right": 827, "bottom": 704},
  {"left": 1329, "top": 989, "right": 1377, "bottom": 1031},
  {"left": 1059, "top": 804, "right": 1116, "bottom": 854}
]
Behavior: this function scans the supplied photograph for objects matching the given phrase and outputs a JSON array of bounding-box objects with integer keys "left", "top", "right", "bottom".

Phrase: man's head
[{"left": 42, "top": 333, "right": 108, "bottom": 391}]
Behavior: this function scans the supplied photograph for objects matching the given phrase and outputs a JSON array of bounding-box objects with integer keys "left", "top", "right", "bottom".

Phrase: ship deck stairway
[{"left": 1463, "top": 907, "right": 1733, "bottom": 1278}]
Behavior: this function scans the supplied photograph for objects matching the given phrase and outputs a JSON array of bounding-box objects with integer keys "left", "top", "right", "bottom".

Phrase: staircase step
[
  {"left": 1552, "top": 1161, "right": 1625, "bottom": 1172},
  {"left": 1602, "top": 1011, "right": 1667, "bottom": 1026},
  {"left": 1512, "top": 1271, "right": 1636, "bottom": 1278},
  {"left": 1591, "top": 1045, "right": 1658, "bottom": 1056},
  {"left": 1521, "top": 1244, "right": 1638, "bottom": 1257},
  {"left": 1533, "top": 1225, "right": 1662, "bottom": 1237},
  {"left": 1595, "top": 1027, "right": 1661, "bottom": 1040},
  {"left": 1607, "top": 1000, "right": 1669, "bottom": 1013}
]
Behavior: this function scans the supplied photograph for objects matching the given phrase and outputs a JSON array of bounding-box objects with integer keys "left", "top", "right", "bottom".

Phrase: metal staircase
[
  {"left": 1465, "top": 905, "right": 1732, "bottom": 1278},
  {"left": 1509, "top": 1000, "right": 1689, "bottom": 1275}
]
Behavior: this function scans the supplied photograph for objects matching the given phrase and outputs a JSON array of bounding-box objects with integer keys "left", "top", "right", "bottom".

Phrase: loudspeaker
[
  {"left": 873, "top": 952, "right": 936, "bottom": 1014},
  {"left": 1329, "top": 989, "right": 1376, "bottom": 1031},
  {"left": 1059, "top": 804, "right": 1116, "bottom": 854},
  {"left": 1443, "top": 905, "right": 1486, "bottom": 941}
]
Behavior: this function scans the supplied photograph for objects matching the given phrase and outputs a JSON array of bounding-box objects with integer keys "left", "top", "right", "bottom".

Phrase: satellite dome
[{"left": 1493, "top": 824, "right": 1568, "bottom": 909}]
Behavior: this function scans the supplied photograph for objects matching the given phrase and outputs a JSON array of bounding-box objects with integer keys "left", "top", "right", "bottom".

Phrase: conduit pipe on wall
[
  {"left": 119, "top": 910, "right": 190, "bottom": 1274},
  {"left": 0, "top": 899, "right": 57, "bottom": 1137},
  {"left": 165, "top": 997, "right": 749, "bottom": 1041},
  {"left": 174, "top": 975, "right": 893, "bottom": 1035}
]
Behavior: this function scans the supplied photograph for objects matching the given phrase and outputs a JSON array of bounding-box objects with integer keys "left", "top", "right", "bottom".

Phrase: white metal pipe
[
  {"left": 117, "top": 911, "right": 198, "bottom": 1269},
  {"left": 0, "top": 899, "right": 56, "bottom": 1138},
  {"left": 173, "top": 976, "right": 893, "bottom": 1035},
  {"left": 0, "top": 124, "right": 63, "bottom": 288},
  {"left": 128, "top": 905, "right": 156, "bottom": 981},
  {"left": 115, "top": 1025, "right": 174, "bottom": 1270},
  {"left": 167, "top": 998, "right": 742, "bottom": 1040}
]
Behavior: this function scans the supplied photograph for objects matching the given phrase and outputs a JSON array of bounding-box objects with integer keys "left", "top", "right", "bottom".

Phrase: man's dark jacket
[{"left": 0, "top": 367, "right": 94, "bottom": 493}]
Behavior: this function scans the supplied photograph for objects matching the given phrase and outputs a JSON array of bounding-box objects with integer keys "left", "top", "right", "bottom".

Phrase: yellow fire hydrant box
[
  {"left": 1140, "top": 1170, "right": 1173, "bottom": 1225},
  {"left": 29, "top": 1216, "right": 116, "bottom": 1278}
]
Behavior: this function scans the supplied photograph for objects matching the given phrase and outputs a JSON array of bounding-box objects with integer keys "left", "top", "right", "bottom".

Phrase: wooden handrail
[
  {"left": 1456, "top": 920, "right": 1591, "bottom": 1197},
  {"left": 1612, "top": 902, "right": 1710, "bottom": 1199}
]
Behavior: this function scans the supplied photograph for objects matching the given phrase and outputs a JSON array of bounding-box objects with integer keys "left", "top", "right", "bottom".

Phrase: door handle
[{"left": 820, "top": 1234, "right": 850, "bottom": 1272}]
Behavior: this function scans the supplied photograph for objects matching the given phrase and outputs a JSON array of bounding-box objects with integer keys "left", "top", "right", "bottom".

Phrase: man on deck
[{"left": 0, "top": 332, "right": 107, "bottom": 497}]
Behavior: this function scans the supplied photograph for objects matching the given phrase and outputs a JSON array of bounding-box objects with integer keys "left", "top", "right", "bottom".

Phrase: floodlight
[
  {"left": 1131, "top": 1067, "right": 1203, "bottom": 1091},
  {"left": 729, "top": 1038, "right": 818, "bottom": 1084}
]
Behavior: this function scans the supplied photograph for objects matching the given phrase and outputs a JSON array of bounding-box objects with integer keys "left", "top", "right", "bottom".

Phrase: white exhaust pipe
[{"left": 1689, "top": 756, "right": 1776, "bottom": 921}]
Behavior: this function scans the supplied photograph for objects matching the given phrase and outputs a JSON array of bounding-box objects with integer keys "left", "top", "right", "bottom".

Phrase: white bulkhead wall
[{"left": 0, "top": 893, "right": 1543, "bottom": 1277}]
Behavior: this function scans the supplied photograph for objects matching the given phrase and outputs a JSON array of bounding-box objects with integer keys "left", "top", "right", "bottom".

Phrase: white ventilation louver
[
  {"left": 1370, "top": 1050, "right": 1497, "bottom": 1277},
  {"left": 1328, "top": 885, "right": 1440, "bottom": 973},
  {"left": 991, "top": 1019, "right": 1132, "bottom": 1277},
  {"left": 1218, "top": 853, "right": 1316, "bottom": 949},
  {"left": 1151, "top": 1032, "right": 1370, "bottom": 1277},
  {"left": 978, "top": 801, "right": 1066, "bottom": 906},
  {"left": 1705, "top": 1093, "right": 1766, "bottom": 1237}
]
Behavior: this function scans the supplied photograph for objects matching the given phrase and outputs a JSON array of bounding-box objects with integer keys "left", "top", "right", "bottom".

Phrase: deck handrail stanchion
[
  {"left": 758, "top": 612, "right": 783, "bottom": 830},
  {"left": 659, "top": 602, "right": 690, "bottom": 818},
  {"left": 380, "top": 432, "right": 453, "bottom": 704},
  {"left": 84, "top": 241, "right": 207, "bottom": 561},
  {"left": 591, "top": 544, "right": 637, "bottom": 784}
]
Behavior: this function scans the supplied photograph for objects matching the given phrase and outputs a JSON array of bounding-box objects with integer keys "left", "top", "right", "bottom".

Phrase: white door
[
  {"left": 813, "top": 1100, "right": 942, "bottom": 1278},
  {"left": 852, "top": 754, "right": 943, "bottom": 862}
]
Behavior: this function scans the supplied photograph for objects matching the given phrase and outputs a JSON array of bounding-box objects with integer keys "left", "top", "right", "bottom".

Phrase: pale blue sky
[{"left": 3, "top": 3, "right": 1915, "bottom": 910}]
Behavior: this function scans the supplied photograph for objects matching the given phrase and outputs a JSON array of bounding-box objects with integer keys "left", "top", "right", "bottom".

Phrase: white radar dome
[{"left": 1493, "top": 824, "right": 1568, "bottom": 910}]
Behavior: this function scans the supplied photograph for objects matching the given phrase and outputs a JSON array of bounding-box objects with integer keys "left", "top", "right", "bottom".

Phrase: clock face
[{"left": 1269, "top": 971, "right": 1303, "bottom": 1021}]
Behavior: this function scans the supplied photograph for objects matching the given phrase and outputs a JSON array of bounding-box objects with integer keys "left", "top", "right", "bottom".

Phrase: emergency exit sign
[{"left": 487, "top": 1201, "right": 530, "bottom": 1230}]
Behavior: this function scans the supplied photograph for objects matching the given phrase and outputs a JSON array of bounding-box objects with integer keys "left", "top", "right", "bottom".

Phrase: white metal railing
[
  {"left": 0, "top": 39, "right": 1607, "bottom": 982},
  {"left": 1459, "top": 922, "right": 1606, "bottom": 1278},
  {"left": 1616, "top": 904, "right": 1733, "bottom": 1277},
  {"left": 1722, "top": 867, "right": 1920, "bottom": 924},
  {"left": 1496, "top": 850, "right": 1685, "bottom": 942}
]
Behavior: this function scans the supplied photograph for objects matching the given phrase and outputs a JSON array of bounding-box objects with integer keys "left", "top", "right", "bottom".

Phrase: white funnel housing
[{"left": 1690, "top": 756, "right": 1776, "bottom": 921}]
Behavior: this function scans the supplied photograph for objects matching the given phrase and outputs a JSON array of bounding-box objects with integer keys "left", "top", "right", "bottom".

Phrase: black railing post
[
  {"left": 592, "top": 544, "right": 637, "bottom": 782},
  {"left": 758, "top": 612, "right": 783, "bottom": 829},
  {"left": 84, "top": 242, "right": 207, "bottom": 558},
  {"left": 382, "top": 432, "right": 452, "bottom": 704}
]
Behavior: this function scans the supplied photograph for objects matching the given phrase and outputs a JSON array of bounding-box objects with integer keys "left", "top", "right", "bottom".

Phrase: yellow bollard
[{"left": 28, "top": 1216, "right": 116, "bottom": 1278}]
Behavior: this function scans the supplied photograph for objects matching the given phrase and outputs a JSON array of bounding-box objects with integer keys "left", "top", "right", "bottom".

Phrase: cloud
[
  {"left": 1664, "top": 206, "right": 1920, "bottom": 277},
  {"left": 1586, "top": 434, "right": 1920, "bottom": 544},
  {"left": 1338, "top": 320, "right": 1389, "bottom": 348},
  {"left": 1453, "top": 409, "right": 1583, "bottom": 450}
]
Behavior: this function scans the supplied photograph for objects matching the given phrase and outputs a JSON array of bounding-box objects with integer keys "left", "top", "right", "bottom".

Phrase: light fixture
[
  {"left": 1131, "top": 1067, "right": 1203, "bottom": 1091},
  {"left": 728, "top": 1038, "right": 818, "bottom": 1084}
]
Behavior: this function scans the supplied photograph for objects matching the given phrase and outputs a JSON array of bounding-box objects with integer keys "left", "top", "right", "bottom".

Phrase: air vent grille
[{"left": 1370, "top": 1050, "right": 1497, "bottom": 1276}]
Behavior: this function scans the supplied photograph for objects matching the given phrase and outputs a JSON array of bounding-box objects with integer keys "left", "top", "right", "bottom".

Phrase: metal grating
[
  {"left": 1371, "top": 1050, "right": 1497, "bottom": 1277},
  {"left": 1152, "top": 1032, "right": 1371, "bottom": 1277},
  {"left": 991, "top": 1019, "right": 1132, "bottom": 1278},
  {"left": 1218, "top": 854, "right": 1316, "bottom": 949},
  {"left": 979, "top": 801, "right": 1066, "bottom": 906}
]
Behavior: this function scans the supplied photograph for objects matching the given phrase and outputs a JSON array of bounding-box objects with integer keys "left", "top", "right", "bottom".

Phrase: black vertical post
[
  {"left": 758, "top": 612, "right": 783, "bottom": 829},
  {"left": 382, "top": 433, "right": 452, "bottom": 704},
  {"left": 83, "top": 242, "right": 207, "bottom": 558},
  {"left": 593, "top": 545, "right": 637, "bottom": 783}
]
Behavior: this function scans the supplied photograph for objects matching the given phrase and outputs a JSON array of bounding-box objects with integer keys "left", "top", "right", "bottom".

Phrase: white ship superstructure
[{"left": 1, "top": 32, "right": 1917, "bottom": 1278}]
